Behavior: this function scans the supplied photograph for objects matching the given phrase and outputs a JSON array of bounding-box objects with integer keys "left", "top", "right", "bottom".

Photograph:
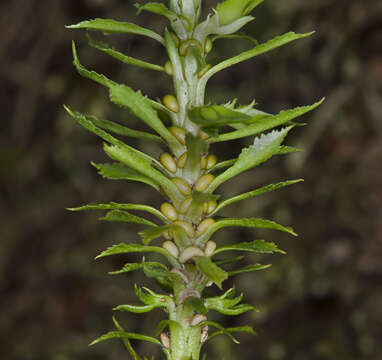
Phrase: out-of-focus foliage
[{"left": 0, "top": 0, "right": 381, "bottom": 359}]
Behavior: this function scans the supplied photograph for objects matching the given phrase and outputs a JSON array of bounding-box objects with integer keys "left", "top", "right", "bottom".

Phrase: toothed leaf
[
  {"left": 100, "top": 210, "right": 157, "bottom": 227},
  {"left": 214, "top": 240, "right": 286, "bottom": 255},
  {"left": 67, "top": 18, "right": 164, "bottom": 44}
]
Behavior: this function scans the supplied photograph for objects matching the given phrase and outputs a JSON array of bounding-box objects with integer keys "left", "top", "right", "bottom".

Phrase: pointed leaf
[
  {"left": 100, "top": 209, "right": 157, "bottom": 227},
  {"left": 91, "top": 162, "right": 160, "bottom": 191},
  {"left": 139, "top": 224, "right": 179, "bottom": 245},
  {"left": 67, "top": 18, "right": 164, "bottom": 44},
  {"left": 214, "top": 239, "right": 286, "bottom": 255},
  {"left": 215, "top": 256, "right": 244, "bottom": 266},
  {"left": 155, "top": 320, "right": 181, "bottom": 337},
  {"left": 213, "top": 179, "right": 303, "bottom": 214},
  {"left": 136, "top": 3, "right": 182, "bottom": 24},
  {"left": 200, "top": 321, "right": 240, "bottom": 344},
  {"left": 184, "top": 296, "right": 208, "bottom": 315},
  {"left": 210, "top": 99, "right": 324, "bottom": 143},
  {"left": 277, "top": 145, "right": 304, "bottom": 155},
  {"left": 207, "top": 325, "right": 256, "bottom": 342},
  {"left": 113, "top": 304, "right": 156, "bottom": 313},
  {"left": 198, "top": 31, "right": 314, "bottom": 91},
  {"left": 208, "top": 127, "right": 292, "bottom": 192},
  {"left": 80, "top": 109, "right": 163, "bottom": 142},
  {"left": 108, "top": 84, "right": 182, "bottom": 156},
  {"left": 89, "top": 331, "right": 161, "bottom": 347},
  {"left": 228, "top": 263, "right": 272, "bottom": 276},
  {"left": 194, "top": 256, "right": 228, "bottom": 289},
  {"left": 68, "top": 202, "right": 167, "bottom": 222},
  {"left": 201, "top": 218, "right": 297, "bottom": 244},
  {"left": 104, "top": 144, "right": 181, "bottom": 204},
  {"left": 88, "top": 35, "right": 165, "bottom": 72},
  {"left": 109, "top": 260, "right": 167, "bottom": 275},
  {"left": 188, "top": 105, "right": 252, "bottom": 129},
  {"left": 95, "top": 243, "right": 179, "bottom": 267},
  {"left": 216, "top": 0, "right": 264, "bottom": 25}
]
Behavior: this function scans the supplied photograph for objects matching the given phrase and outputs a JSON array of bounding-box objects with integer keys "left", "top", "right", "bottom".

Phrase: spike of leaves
[
  {"left": 214, "top": 239, "right": 286, "bottom": 255},
  {"left": 209, "top": 99, "right": 324, "bottom": 143},
  {"left": 88, "top": 35, "right": 165, "bottom": 72},
  {"left": 213, "top": 179, "right": 303, "bottom": 214},
  {"left": 67, "top": 18, "right": 164, "bottom": 44},
  {"left": 91, "top": 162, "right": 160, "bottom": 191},
  {"left": 207, "top": 127, "right": 292, "bottom": 192},
  {"left": 194, "top": 256, "right": 228, "bottom": 289},
  {"left": 89, "top": 331, "right": 161, "bottom": 347}
]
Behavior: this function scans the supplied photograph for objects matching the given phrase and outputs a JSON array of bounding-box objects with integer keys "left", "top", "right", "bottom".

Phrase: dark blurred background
[{"left": 1, "top": 0, "right": 381, "bottom": 359}]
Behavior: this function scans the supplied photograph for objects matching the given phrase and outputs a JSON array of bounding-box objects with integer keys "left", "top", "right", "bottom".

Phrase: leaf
[
  {"left": 109, "top": 260, "right": 167, "bottom": 275},
  {"left": 95, "top": 243, "right": 179, "bottom": 267},
  {"left": 214, "top": 240, "right": 286, "bottom": 255},
  {"left": 79, "top": 108, "right": 163, "bottom": 142},
  {"left": 199, "top": 321, "right": 240, "bottom": 344},
  {"left": 194, "top": 256, "right": 228, "bottom": 289},
  {"left": 228, "top": 263, "right": 272, "bottom": 276},
  {"left": 139, "top": 224, "right": 178, "bottom": 245},
  {"left": 210, "top": 99, "right": 324, "bottom": 143},
  {"left": 216, "top": 0, "right": 264, "bottom": 25},
  {"left": 155, "top": 320, "right": 181, "bottom": 337},
  {"left": 277, "top": 145, "right": 304, "bottom": 155},
  {"left": 184, "top": 297, "right": 208, "bottom": 315},
  {"left": 67, "top": 18, "right": 164, "bottom": 44},
  {"left": 136, "top": 3, "right": 181, "bottom": 24},
  {"left": 112, "top": 317, "right": 141, "bottom": 360},
  {"left": 208, "top": 127, "right": 292, "bottom": 192},
  {"left": 71, "top": 41, "right": 116, "bottom": 88},
  {"left": 88, "top": 35, "right": 165, "bottom": 72},
  {"left": 204, "top": 292, "right": 255, "bottom": 316},
  {"left": 108, "top": 84, "right": 182, "bottom": 156},
  {"left": 183, "top": 134, "right": 209, "bottom": 183},
  {"left": 68, "top": 202, "right": 167, "bottom": 222},
  {"left": 100, "top": 209, "right": 157, "bottom": 227},
  {"left": 215, "top": 256, "right": 244, "bottom": 266},
  {"left": 89, "top": 331, "right": 161, "bottom": 347},
  {"left": 197, "top": 31, "right": 314, "bottom": 91},
  {"left": 201, "top": 218, "right": 297, "bottom": 243},
  {"left": 188, "top": 105, "right": 252, "bottom": 129},
  {"left": 207, "top": 325, "right": 256, "bottom": 343},
  {"left": 213, "top": 179, "right": 303, "bottom": 214},
  {"left": 91, "top": 162, "right": 160, "bottom": 191},
  {"left": 113, "top": 304, "right": 156, "bottom": 313},
  {"left": 104, "top": 144, "right": 182, "bottom": 204}
]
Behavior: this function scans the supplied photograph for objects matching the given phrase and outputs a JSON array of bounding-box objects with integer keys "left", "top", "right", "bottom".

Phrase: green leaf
[
  {"left": 208, "top": 127, "right": 292, "bottom": 192},
  {"left": 184, "top": 297, "right": 208, "bottom": 315},
  {"left": 71, "top": 41, "right": 116, "bottom": 88},
  {"left": 215, "top": 256, "right": 244, "bottom": 266},
  {"left": 277, "top": 145, "right": 304, "bottom": 155},
  {"left": 183, "top": 134, "right": 209, "bottom": 183},
  {"left": 91, "top": 162, "right": 160, "bottom": 191},
  {"left": 109, "top": 260, "right": 167, "bottom": 275},
  {"left": 80, "top": 108, "right": 163, "bottom": 142},
  {"left": 213, "top": 179, "right": 303, "bottom": 214},
  {"left": 210, "top": 99, "right": 324, "bottom": 143},
  {"left": 112, "top": 317, "right": 141, "bottom": 360},
  {"left": 95, "top": 243, "right": 179, "bottom": 267},
  {"left": 199, "top": 321, "right": 240, "bottom": 344},
  {"left": 136, "top": 3, "right": 182, "bottom": 24},
  {"left": 194, "top": 256, "right": 228, "bottom": 289},
  {"left": 89, "top": 331, "right": 161, "bottom": 347},
  {"left": 228, "top": 263, "right": 272, "bottom": 276},
  {"left": 216, "top": 0, "right": 264, "bottom": 25},
  {"left": 134, "top": 286, "right": 172, "bottom": 307},
  {"left": 155, "top": 320, "right": 181, "bottom": 337},
  {"left": 188, "top": 105, "right": 252, "bottom": 129},
  {"left": 204, "top": 291, "right": 255, "bottom": 316},
  {"left": 214, "top": 239, "right": 286, "bottom": 255},
  {"left": 114, "top": 304, "right": 156, "bottom": 313},
  {"left": 139, "top": 224, "right": 178, "bottom": 245},
  {"left": 100, "top": 209, "right": 157, "bottom": 227},
  {"left": 108, "top": 84, "right": 182, "bottom": 156},
  {"left": 198, "top": 31, "right": 314, "bottom": 91},
  {"left": 87, "top": 35, "right": 165, "bottom": 72},
  {"left": 207, "top": 325, "right": 256, "bottom": 343},
  {"left": 201, "top": 218, "right": 297, "bottom": 243},
  {"left": 104, "top": 144, "right": 182, "bottom": 204},
  {"left": 67, "top": 18, "right": 164, "bottom": 44},
  {"left": 68, "top": 202, "right": 167, "bottom": 222}
]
